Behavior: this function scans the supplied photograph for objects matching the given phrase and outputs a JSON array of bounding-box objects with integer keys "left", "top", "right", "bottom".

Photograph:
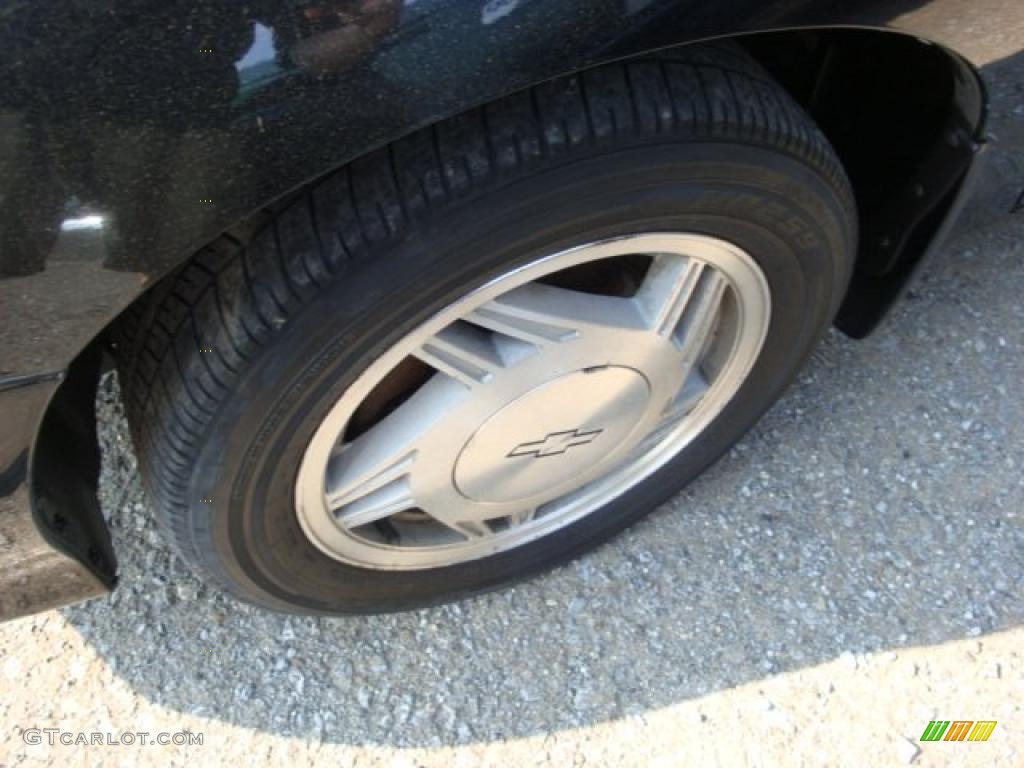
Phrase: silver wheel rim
[{"left": 295, "top": 233, "right": 771, "bottom": 570}]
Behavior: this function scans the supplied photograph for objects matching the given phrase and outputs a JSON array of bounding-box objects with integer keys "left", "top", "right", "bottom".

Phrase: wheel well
[
  {"left": 737, "top": 28, "right": 984, "bottom": 336},
  {"left": 32, "top": 26, "right": 985, "bottom": 570}
]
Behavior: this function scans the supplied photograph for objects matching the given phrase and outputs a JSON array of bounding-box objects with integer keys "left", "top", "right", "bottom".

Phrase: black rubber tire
[{"left": 114, "top": 43, "right": 856, "bottom": 614}]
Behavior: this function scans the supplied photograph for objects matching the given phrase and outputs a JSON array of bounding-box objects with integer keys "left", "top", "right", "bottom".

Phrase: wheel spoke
[
  {"left": 507, "top": 508, "right": 537, "bottom": 527},
  {"left": 633, "top": 369, "right": 710, "bottom": 454},
  {"left": 675, "top": 268, "right": 729, "bottom": 367},
  {"left": 335, "top": 478, "right": 416, "bottom": 529},
  {"left": 636, "top": 254, "right": 729, "bottom": 361},
  {"left": 636, "top": 254, "right": 706, "bottom": 337},
  {"left": 655, "top": 369, "right": 709, "bottom": 431},
  {"left": 453, "top": 519, "right": 491, "bottom": 539},
  {"left": 327, "top": 450, "right": 417, "bottom": 511},
  {"left": 324, "top": 375, "right": 465, "bottom": 515},
  {"left": 467, "top": 282, "right": 647, "bottom": 362},
  {"left": 412, "top": 321, "right": 504, "bottom": 388},
  {"left": 466, "top": 296, "right": 578, "bottom": 346}
]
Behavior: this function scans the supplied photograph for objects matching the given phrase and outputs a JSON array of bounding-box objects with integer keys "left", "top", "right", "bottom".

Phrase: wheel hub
[{"left": 454, "top": 366, "right": 650, "bottom": 504}]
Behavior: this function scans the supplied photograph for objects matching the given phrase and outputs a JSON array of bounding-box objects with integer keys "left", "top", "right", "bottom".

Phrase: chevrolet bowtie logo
[{"left": 507, "top": 428, "right": 604, "bottom": 459}]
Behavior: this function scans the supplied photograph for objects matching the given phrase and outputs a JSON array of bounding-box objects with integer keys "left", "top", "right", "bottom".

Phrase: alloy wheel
[{"left": 295, "top": 233, "right": 771, "bottom": 569}]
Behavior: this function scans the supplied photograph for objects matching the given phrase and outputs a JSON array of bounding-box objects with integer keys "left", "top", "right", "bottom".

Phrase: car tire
[{"left": 114, "top": 42, "right": 856, "bottom": 613}]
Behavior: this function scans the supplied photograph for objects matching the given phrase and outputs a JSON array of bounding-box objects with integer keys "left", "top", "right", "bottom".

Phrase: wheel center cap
[{"left": 454, "top": 367, "right": 650, "bottom": 504}]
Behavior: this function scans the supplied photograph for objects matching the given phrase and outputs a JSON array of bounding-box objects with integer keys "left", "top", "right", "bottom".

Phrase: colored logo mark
[{"left": 920, "top": 721, "right": 997, "bottom": 742}]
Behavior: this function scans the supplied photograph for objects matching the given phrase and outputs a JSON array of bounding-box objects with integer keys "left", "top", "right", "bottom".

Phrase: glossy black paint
[{"left": 0, "top": 0, "right": 1019, "bottom": 617}]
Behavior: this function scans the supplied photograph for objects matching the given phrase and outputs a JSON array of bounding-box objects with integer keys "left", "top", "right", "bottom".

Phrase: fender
[{"left": 0, "top": 0, "right": 1020, "bottom": 616}]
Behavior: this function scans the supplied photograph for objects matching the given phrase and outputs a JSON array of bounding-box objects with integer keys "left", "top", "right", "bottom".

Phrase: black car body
[{"left": 1, "top": 0, "right": 1021, "bottom": 619}]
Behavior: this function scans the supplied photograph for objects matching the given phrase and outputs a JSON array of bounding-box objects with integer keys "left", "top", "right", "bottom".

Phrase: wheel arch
[
  {"left": 737, "top": 28, "right": 985, "bottom": 336},
  {"left": 28, "top": 25, "right": 986, "bottom": 589},
  {"left": 94, "top": 26, "right": 985, "bottom": 344}
]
